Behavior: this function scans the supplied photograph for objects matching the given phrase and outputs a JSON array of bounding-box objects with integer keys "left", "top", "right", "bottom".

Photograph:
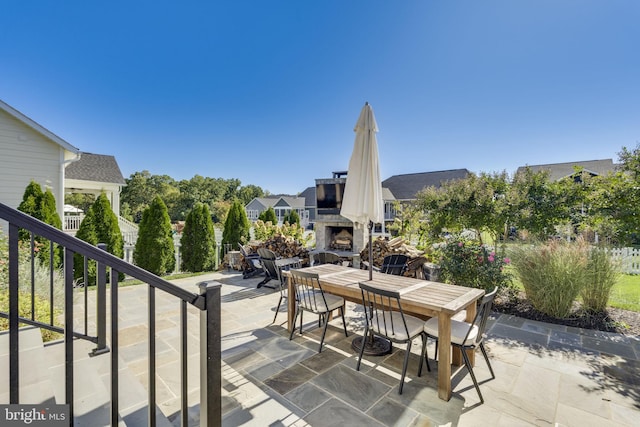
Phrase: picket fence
[{"left": 606, "top": 247, "right": 640, "bottom": 275}]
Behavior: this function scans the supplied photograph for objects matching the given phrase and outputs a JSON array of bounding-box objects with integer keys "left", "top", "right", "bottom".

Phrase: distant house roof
[
  {"left": 249, "top": 195, "right": 304, "bottom": 210},
  {"left": 0, "top": 99, "right": 80, "bottom": 154},
  {"left": 299, "top": 187, "right": 316, "bottom": 206},
  {"left": 65, "top": 152, "right": 126, "bottom": 185},
  {"left": 515, "top": 159, "right": 617, "bottom": 181},
  {"left": 382, "top": 169, "right": 471, "bottom": 200}
]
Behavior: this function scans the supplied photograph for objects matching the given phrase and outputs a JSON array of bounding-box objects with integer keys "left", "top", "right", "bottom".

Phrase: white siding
[{"left": 0, "top": 110, "right": 66, "bottom": 217}]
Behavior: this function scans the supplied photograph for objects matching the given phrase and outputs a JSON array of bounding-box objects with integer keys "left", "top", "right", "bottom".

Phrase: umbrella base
[{"left": 351, "top": 336, "right": 392, "bottom": 356}]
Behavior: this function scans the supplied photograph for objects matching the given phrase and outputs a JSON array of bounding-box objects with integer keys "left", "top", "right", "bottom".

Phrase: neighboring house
[
  {"left": 245, "top": 195, "right": 309, "bottom": 227},
  {"left": 382, "top": 169, "right": 472, "bottom": 201},
  {"left": 65, "top": 152, "right": 126, "bottom": 217},
  {"left": 0, "top": 99, "right": 80, "bottom": 227},
  {"left": 298, "top": 186, "right": 317, "bottom": 224},
  {"left": 0, "top": 99, "right": 133, "bottom": 241},
  {"left": 515, "top": 159, "right": 618, "bottom": 182}
]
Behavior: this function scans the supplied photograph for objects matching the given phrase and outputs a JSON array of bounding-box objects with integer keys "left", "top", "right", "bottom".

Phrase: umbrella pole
[{"left": 368, "top": 220, "right": 373, "bottom": 281}]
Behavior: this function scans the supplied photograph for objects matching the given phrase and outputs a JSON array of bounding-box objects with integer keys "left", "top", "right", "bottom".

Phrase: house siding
[{"left": 0, "top": 110, "right": 66, "bottom": 215}]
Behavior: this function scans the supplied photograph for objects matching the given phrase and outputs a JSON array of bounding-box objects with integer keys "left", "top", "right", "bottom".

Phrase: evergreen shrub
[
  {"left": 258, "top": 207, "right": 278, "bottom": 224},
  {"left": 134, "top": 196, "right": 175, "bottom": 275},
  {"left": 222, "top": 200, "right": 250, "bottom": 255},
  {"left": 74, "top": 193, "right": 124, "bottom": 284},
  {"left": 181, "top": 203, "right": 216, "bottom": 272}
]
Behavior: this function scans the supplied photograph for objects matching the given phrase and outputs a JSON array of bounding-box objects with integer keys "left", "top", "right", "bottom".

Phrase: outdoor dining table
[{"left": 283, "top": 264, "right": 485, "bottom": 401}]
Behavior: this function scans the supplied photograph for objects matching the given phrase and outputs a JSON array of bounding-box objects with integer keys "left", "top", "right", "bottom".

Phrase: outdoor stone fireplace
[{"left": 314, "top": 173, "right": 367, "bottom": 254}]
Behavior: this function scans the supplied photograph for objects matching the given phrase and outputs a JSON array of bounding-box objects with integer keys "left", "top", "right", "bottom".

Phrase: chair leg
[
  {"left": 299, "top": 310, "right": 304, "bottom": 335},
  {"left": 340, "top": 306, "right": 348, "bottom": 337},
  {"left": 289, "top": 308, "right": 299, "bottom": 341},
  {"left": 273, "top": 295, "right": 283, "bottom": 324},
  {"left": 356, "top": 328, "right": 369, "bottom": 371},
  {"left": 419, "top": 334, "right": 430, "bottom": 375},
  {"left": 461, "top": 347, "right": 484, "bottom": 404},
  {"left": 399, "top": 341, "right": 412, "bottom": 394},
  {"left": 480, "top": 342, "right": 495, "bottom": 379},
  {"left": 318, "top": 311, "right": 330, "bottom": 353},
  {"left": 434, "top": 339, "right": 439, "bottom": 361}
]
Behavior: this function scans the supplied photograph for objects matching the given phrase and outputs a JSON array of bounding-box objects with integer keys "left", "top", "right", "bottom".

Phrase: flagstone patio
[
  {"left": 171, "top": 270, "right": 640, "bottom": 426},
  {"left": 7, "top": 270, "right": 638, "bottom": 426}
]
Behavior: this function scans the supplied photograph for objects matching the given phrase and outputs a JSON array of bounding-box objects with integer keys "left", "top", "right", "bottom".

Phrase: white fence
[{"left": 606, "top": 247, "right": 640, "bottom": 275}]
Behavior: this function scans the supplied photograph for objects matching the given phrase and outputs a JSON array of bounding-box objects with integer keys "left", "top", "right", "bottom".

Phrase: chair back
[
  {"left": 258, "top": 247, "right": 279, "bottom": 280},
  {"left": 313, "top": 251, "right": 342, "bottom": 265},
  {"left": 274, "top": 257, "right": 302, "bottom": 294},
  {"left": 380, "top": 254, "right": 409, "bottom": 276},
  {"left": 238, "top": 244, "right": 253, "bottom": 258},
  {"left": 465, "top": 287, "right": 498, "bottom": 347},
  {"left": 359, "top": 282, "right": 410, "bottom": 342},
  {"left": 290, "top": 270, "right": 328, "bottom": 313}
]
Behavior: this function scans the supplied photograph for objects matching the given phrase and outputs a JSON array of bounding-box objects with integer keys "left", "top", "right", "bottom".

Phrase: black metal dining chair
[
  {"left": 272, "top": 257, "right": 302, "bottom": 324},
  {"left": 356, "top": 281, "right": 430, "bottom": 394},
  {"left": 288, "top": 269, "right": 348, "bottom": 352},
  {"left": 423, "top": 287, "right": 497, "bottom": 403}
]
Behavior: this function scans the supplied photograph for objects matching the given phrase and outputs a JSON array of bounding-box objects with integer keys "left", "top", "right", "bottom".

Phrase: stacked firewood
[
  {"left": 247, "top": 235, "right": 311, "bottom": 265},
  {"left": 360, "top": 236, "right": 429, "bottom": 277}
]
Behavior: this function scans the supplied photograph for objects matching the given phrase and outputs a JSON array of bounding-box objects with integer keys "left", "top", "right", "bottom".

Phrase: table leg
[
  {"left": 437, "top": 312, "right": 452, "bottom": 401},
  {"left": 287, "top": 276, "right": 295, "bottom": 332}
]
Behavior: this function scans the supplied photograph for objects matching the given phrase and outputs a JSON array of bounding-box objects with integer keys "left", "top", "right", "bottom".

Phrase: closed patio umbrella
[
  {"left": 340, "top": 102, "right": 384, "bottom": 281},
  {"left": 341, "top": 102, "right": 389, "bottom": 355}
]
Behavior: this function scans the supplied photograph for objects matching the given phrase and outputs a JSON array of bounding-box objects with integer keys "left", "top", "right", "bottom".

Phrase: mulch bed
[{"left": 492, "top": 292, "right": 640, "bottom": 337}]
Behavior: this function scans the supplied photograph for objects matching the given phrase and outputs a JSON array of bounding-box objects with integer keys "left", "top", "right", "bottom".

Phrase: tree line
[{"left": 65, "top": 170, "right": 267, "bottom": 225}]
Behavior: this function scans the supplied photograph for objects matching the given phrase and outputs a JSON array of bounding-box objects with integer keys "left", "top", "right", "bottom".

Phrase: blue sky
[{"left": 1, "top": 1, "right": 638, "bottom": 195}]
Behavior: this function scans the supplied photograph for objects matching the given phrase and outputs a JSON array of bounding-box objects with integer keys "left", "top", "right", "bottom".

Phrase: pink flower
[
  {"left": 503, "top": 257, "right": 510, "bottom": 264},
  {"left": 488, "top": 255, "right": 495, "bottom": 262},
  {"left": 458, "top": 242, "right": 463, "bottom": 247}
]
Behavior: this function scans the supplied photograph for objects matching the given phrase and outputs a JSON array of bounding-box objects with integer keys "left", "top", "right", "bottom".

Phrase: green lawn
[{"left": 609, "top": 274, "right": 640, "bottom": 312}]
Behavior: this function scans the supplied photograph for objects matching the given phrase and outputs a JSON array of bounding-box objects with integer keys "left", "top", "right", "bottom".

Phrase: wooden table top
[{"left": 284, "top": 264, "right": 484, "bottom": 317}]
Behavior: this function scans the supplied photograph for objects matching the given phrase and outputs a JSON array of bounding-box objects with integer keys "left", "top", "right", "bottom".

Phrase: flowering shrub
[{"left": 435, "top": 237, "right": 512, "bottom": 293}]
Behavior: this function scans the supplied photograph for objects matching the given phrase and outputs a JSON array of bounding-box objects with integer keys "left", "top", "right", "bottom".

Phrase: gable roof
[
  {"left": 65, "top": 152, "right": 126, "bottom": 185},
  {"left": 515, "top": 159, "right": 617, "bottom": 181},
  {"left": 0, "top": 99, "right": 80, "bottom": 154},
  {"left": 299, "top": 187, "right": 316, "bottom": 206},
  {"left": 382, "top": 169, "right": 471, "bottom": 200}
]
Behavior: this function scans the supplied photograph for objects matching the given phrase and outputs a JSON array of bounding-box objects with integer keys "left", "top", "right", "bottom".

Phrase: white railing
[
  {"left": 118, "top": 216, "right": 139, "bottom": 245},
  {"left": 64, "top": 214, "right": 139, "bottom": 245},
  {"left": 64, "top": 214, "right": 85, "bottom": 232},
  {"left": 606, "top": 247, "right": 640, "bottom": 275}
]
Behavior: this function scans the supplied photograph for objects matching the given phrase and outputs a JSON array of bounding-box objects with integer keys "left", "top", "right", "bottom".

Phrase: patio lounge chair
[
  {"left": 423, "top": 287, "right": 497, "bottom": 404},
  {"left": 256, "top": 247, "right": 279, "bottom": 289},
  {"left": 380, "top": 254, "right": 409, "bottom": 276},
  {"left": 239, "top": 244, "right": 263, "bottom": 279}
]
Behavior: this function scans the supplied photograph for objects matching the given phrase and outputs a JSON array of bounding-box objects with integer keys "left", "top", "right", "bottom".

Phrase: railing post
[
  {"left": 91, "top": 243, "right": 109, "bottom": 356},
  {"left": 198, "top": 281, "right": 221, "bottom": 427}
]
